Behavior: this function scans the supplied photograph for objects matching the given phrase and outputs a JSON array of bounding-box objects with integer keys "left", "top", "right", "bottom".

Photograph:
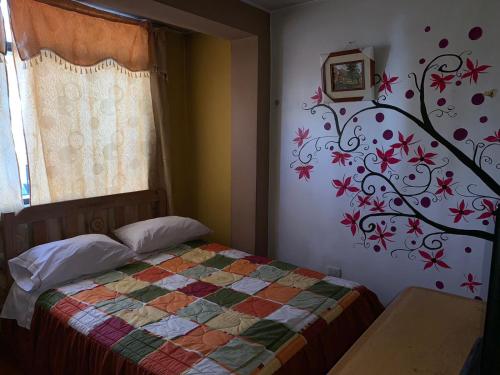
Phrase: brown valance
[{"left": 8, "top": 0, "right": 150, "bottom": 71}]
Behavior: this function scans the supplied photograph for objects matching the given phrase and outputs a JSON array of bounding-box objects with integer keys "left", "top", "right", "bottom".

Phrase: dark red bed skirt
[{"left": 1, "top": 286, "right": 383, "bottom": 374}]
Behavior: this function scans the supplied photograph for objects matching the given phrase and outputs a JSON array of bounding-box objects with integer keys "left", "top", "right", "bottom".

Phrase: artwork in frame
[
  {"left": 321, "top": 47, "right": 375, "bottom": 102},
  {"left": 331, "top": 60, "right": 365, "bottom": 91}
]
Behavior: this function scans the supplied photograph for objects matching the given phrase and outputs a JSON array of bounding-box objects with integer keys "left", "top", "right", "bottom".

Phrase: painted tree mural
[{"left": 290, "top": 25, "right": 499, "bottom": 295}]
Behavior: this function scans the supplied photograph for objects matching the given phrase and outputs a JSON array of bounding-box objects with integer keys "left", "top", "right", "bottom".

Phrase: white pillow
[
  {"left": 9, "top": 234, "right": 134, "bottom": 292},
  {"left": 113, "top": 216, "right": 212, "bottom": 254}
]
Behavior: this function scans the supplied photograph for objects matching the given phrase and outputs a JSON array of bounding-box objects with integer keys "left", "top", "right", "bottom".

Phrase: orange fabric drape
[{"left": 8, "top": 0, "right": 150, "bottom": 71}]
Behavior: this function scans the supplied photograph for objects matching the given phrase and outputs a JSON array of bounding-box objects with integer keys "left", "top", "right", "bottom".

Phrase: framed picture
[{"left": 321, "top": 47, "right": 375, "bottom": 102}]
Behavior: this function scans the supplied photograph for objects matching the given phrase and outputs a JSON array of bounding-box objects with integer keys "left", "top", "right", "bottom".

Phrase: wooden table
[{"left": 329, "top": 287, "right": 485, "bottom": 375}]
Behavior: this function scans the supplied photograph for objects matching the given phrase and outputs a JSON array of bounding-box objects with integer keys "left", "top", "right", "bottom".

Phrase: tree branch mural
[{"left": 290, "top": 25, "right": 499, "bottom": 294}]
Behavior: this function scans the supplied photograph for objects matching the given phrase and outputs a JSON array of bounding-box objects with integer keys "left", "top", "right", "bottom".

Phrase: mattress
[{"left": 1, "top": 240, "right": 383, "bottom": 374}]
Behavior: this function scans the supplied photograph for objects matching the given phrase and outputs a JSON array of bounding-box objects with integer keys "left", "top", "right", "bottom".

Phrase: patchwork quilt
[{"left": 38, "top": 241, "right": 362, "bottom": 375}]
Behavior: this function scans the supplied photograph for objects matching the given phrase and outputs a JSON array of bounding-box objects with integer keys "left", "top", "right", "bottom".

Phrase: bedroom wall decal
[{"left": 289, "top": 25, "right": 499, "bottom": 298}]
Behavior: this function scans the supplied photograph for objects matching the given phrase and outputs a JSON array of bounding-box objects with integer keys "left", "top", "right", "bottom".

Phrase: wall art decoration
[
  {"left": 321, "top": 47, "right": 375, "bottom": 102},
  {"left": 291, "top": 25, "right": 499, "bottom": 298}
]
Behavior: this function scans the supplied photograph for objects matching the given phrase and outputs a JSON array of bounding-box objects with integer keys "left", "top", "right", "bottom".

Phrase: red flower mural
[
  {"left": 419, "top": 249, "right": 451, "bottom": 270},
  {"left": 449, "top": 200, "right": 474, "bottom": 223},
  {"left": 378, "top": 72, "right": 398, "bottom": 94},
  {"left": 436, "top": 177, "right": 454, "bottom": 197},
  {"left": 332, "top": 176, "right": 359, "bottom": 197},
  {"left": 370, "top": 198, "right": 386, "bottom": 213},
  {"left": 295, "top": 165, "right": 314, "bottom": 181},
  {"left": 460, "top": 273, "right": 482, "bottom": 293},
  {"left": 407, "top": 218, "right": 423, "bottom": 235},
  {"left": 430, "top": 73, "right": 454, "bottom": 92},
  {"left": 408, "top": 146, "right": 437, "bottom": 165},
  {"left": 341, "top": 211, "right": 361, "bottom": 236},
  {"left": 462, "top": 58, "right": 491, "bottom": 84},
  {"left": 293, "top": 128, "right": 310, "bottom": 148},
  {"left": 477, "top": 199, "right": 497, "bottom": 221},
  {"left": 357, "top": 195, "right": 371, "bottom": 208},
  {"left": 311, "top": 86, "right": 322, "bottom": 105},
  {"left": 376, "top": 148, "right": 400, "bottom": 173},
  {"left": 484, "top": 129, "right": 500, "bottom": 143},
  {"left": 331, "top": 151, "right": 351, "bottom": 166},
  {"left": 391, "top": 132, "right": 416, "bottom": 156},
  {"left": 368, "top": 224, "right": 394, "bottom": 250}
]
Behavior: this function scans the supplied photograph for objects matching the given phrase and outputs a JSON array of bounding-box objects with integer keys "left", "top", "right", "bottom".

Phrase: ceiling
[{"left": 241, "top": 0, "right": 314, "bottom": 12}]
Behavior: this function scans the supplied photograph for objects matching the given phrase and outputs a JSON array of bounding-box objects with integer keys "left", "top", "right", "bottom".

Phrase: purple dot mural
[
  {"left": 290, "top": 24, "right": 498, "bottom": 294},
  {"left": 453, "top": 128, "right": 468, "bottom": 141},
  {"left": 438, "top": 38, "right": 449, "bottom": 48},
  {"left": 469, "top": 26, "right": 482, "bottom": 40},
  {"left": 471, "top": 93, "right": 484, "bottom": 105}
]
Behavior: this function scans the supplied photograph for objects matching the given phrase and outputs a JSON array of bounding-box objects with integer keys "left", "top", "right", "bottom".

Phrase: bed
[{"left": 0, "top": 189, "right": 383, "bottom": 374}]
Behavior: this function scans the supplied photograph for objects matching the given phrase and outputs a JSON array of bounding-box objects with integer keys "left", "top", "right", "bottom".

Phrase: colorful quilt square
[
  {"left": 232, "top": 297, "right": 281, "bottom": 318},
  {"left": 202, "top": 254, "right": 235, "bottom": 269},
  {"left": 116, "top": 262, "right": 151, "bottom": 275},
  {"left": 173, "top": 325, "right": 232, "bottom": 355},
  {"left": 266, "top": 305, "right": 316, "bottom": 332},
  {"left": 178, "top": 281, "right": 220, "bottom": 297},
  {"left": 96, "top": 296, "right": 143, "bottom": 314},
  {"left": 230, "top": 277, "right": 270, "bottom": 295},
  {"left": 158, "top": 257, "right": 195, "bottom": 273},
  {"left": 140, "top": 341, "right": 202, "bottom": 375},
  {"left": 180, "top": 265, "right": 218, "bottom": 280},
  {"left": 183, "top": 239, "right": 207, "bottom": 249},
  {"left": 323, "top": 275, "right": 360, "bottom": 289},
  {"left": 37, "top": 290, "right": 66, "bottom": 310},
  {"left": 205, "top": 310, "right": 258, "bottom": 336},
  {"left": 105, "top": 277, "right": 150, "bottom": 294},
  {"left": 185, "top": 358, "right": 231, "bottom": 375},
  {"left": 223, "top": 259, "right": 258, "bottom": 276},
  {"left": 294, "top": 268, "right": 325, "bottom": 279},
  {"left": 200, "top": 271, "right": 242, "bottom": 287},
  {"left": 177, "top": 299, "right": 224, "bottom": 324},
  {"left": 112, "top": 329, "right": 164, "bottom": 364},
  {"left": 148, "top": 291, "right": 196, "bottom": 314},
  {"left": 208, "top": 338, "right": 265, "bottom": 371},
  {"left": 256, "top": 283, "right": 301, "bottom": 304},
  {"left": 51, "top": 297, "right": 88, "bottom": 323},
  {"left": 132, "top": 267, "right": 172, "bottom": 283},
  {"left": 218, "top": 249, "right": 250, "bottom": 259},
  {"left": 68, "top": 307, "right": 109, "bottom": 334},
  {"left": 204, "top": 288, "right": 249, "bottom": 307},
  {"left": 181, "top": 248, "right": 216, "bottom": 264},
  {"left": 250, "top": 265, "right": 289, "bottom": 282},
  {"left": 307, "top": 281, "right": 351, "bottom": 299},
  {"left": 200, "top": 243, "right": 230, "bottom": 252},
  {"left": 143, "top": 315, "right": 198, "bottom": 339},
  {"left": 57, "top": 279, "right": 97, "bottom": 295},
  {"left": 269, "top": 260, "right": 297, "bottom": 271},
  {"left": 240, "top": 319, "right": 295, "bottom": 352},
  {"left": 114, "top": 306, "right": 167, "bottom": 327},
  {"left": 93, "top": 270, "right": 126, "bottom": 284},
  {"left": 239, "top": 348, "right": 274, "bottom": 375},
  {"left": 72, "top": 286, "right": 119, "bottom": 304},
  {"left": 128, "top": 285, "right": 167, "bottom": 303},
  {"left": 89, "top": 316, "right": 134, "bottom": 347},
  {"left": 142, "top": 251, "right": 175, "bottom": 266},
  {"left": 287, "top": 290, "right": 328, "bottom": 312},
  {"left": 164, "top": 244, "right": 193, "bottom": 256},
  {"left": 243, "top": 255, "right": 272, "bottom": 265},
  {"left": 276, "top": 273, "right": 318, "bottom": 290},
  {"left": 154, "top": 274, "right": 196, "bottom": 291}
]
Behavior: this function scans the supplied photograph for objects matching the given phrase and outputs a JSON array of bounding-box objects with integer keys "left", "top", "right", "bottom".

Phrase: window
[{"left": 1, "top": 1, "right": 30, "bottom": 205}]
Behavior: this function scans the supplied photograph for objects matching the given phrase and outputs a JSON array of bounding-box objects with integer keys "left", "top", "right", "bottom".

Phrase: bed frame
[{"left": 1, "top": 189, "right": 167, "bottom": 283}]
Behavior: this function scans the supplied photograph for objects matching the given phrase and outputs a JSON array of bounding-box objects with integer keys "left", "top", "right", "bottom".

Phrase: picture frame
[{"left": 321, "top": 47, "right": 375, "bottom": 102}]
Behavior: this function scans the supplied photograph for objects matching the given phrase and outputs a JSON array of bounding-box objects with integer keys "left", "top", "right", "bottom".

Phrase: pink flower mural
[{"left": 290, "top": 25, "right": 499, "bottom": 294}]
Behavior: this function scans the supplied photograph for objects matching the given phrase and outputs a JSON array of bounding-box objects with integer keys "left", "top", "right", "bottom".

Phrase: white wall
[{"left": 270, "top": 0, "right": 500, "bottom": 304}]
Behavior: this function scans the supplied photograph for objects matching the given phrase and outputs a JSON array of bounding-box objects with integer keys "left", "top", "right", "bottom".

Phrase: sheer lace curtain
[{"left": 9, "top": 0, "right": 156, "bottom": 205}]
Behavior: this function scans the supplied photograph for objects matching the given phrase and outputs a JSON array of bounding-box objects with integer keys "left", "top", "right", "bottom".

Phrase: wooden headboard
[{"left": 1, "top": 189, "right": 166, "bottom": 277}]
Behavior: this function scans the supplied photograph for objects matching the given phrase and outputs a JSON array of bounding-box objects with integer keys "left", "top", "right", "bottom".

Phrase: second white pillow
[{"left": 113, "top": 216, "right": 212, "bottom": 254}]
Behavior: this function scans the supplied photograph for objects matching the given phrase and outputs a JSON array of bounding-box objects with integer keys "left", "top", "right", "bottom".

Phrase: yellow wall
[
  {"left": 165, "top": 31, "right": 231, "bottom": 244},
  {"left": 186, "top": 34, "right": 231, "bottom": 245}
]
